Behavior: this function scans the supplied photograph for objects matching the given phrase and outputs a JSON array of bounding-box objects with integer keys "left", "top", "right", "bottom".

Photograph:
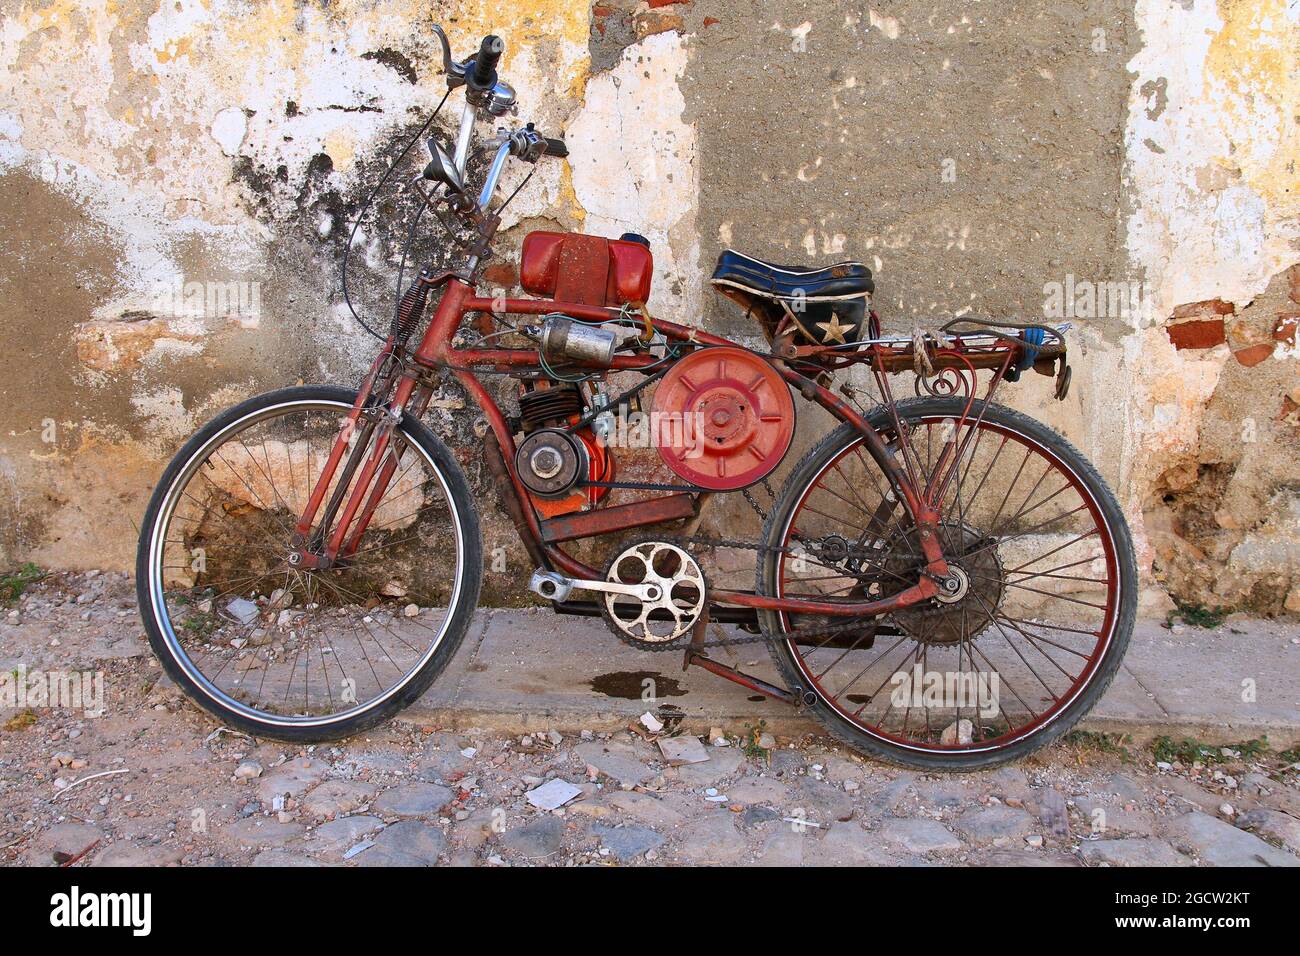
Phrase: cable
[
  {"left": 342, "top": 89, "right": 450, "bottom": 341},
  {"left": 391, "top": 196, "right": 429, "bottom": 329},
  {"left": 537, "top": 348, "right": 596, "bottom": 384},
  {"left": 495, "top": 163, "right": 536, "bottom": 216}
]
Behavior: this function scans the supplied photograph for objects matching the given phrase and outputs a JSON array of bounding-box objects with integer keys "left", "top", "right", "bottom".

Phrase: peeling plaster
[
  {"left": 1125, "top": 0, "right": 1299, "bottom": 312},
  {"left": 567, "top": 30, "right": 701, "bottom": 320},
  {"left": 0, "top": 0, "right": 597, "bottom": 569},
  {"left": 1117, "top": 0, "right": 1300, "bottom": 609},
  {"left": 0, "top": 0, "right": 1295, "bottom": 611}
]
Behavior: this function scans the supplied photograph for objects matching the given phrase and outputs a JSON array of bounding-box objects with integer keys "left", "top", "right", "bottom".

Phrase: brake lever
[
  {"left": 479, "top": 126, "right": 548, "bottom": 162},
  {"left": 431, "top": 24, "right": 468, "bottom": 88},
  {"left": 477, "top": 131, "right": 511, "bottom": 153}
]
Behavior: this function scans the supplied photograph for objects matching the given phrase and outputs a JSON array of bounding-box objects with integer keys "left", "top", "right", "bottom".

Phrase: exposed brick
[
  {"left": 638, "top": 11, "right": 684, "bottom": 36},
  {"left": 1272, "top": 311, "right": 1298, "bottom": 345},
  {"left": 1232, "top": 343, "right": 1275, "bottom": 367},
  {"left": 592, "top": 2, "right": 614, "bottom": 35},
  {"left": 647, "top": 0, "right": 690, "bottom": 7},
  {"left": 1170, "top": 298, "right": 1234, "bottom": 320},
  {"left": 703, "top": 16, "right": 720, "bottom": 27},
  {"left": 1166, "top": 317, "right": 1225, "bottom": 350}
]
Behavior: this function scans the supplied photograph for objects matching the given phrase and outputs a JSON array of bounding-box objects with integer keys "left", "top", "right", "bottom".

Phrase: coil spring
[{"left": 391, "top": 280, "right": 430, "bottom": 343}]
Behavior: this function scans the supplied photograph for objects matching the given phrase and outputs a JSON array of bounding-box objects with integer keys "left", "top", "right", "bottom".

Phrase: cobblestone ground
[{"left": 2, "top": 572, "right": 1298, "bottom": 867}]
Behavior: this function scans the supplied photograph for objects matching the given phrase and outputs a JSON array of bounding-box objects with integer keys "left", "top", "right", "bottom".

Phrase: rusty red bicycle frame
[{"left": 287, "top": 272, "right": 990, "bottom": 622}]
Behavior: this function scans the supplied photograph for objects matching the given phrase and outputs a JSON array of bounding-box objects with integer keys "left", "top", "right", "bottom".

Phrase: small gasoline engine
[
  {"left": 514, "top": 374, "right": 616, "bottom": 518},
  {"left": 509, "top": 229, "right": 795, "bottom": 519},
  {"left": 509, "top": 230, "right": 654, "bottom": 518}
]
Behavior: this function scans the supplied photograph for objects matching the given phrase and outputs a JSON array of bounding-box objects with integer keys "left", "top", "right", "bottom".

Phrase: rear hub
[{"left": 883, "top": 522, "right": 1004, "bottom": 646}]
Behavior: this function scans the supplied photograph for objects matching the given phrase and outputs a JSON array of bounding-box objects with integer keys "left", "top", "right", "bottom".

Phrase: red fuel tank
[{"left": 520, "top": 231, "right": 653, "bottom": 307}]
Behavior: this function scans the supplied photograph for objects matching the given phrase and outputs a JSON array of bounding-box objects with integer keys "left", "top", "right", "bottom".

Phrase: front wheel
[
  {"left": 757, "top": 397, "right": 1137, "bottom": 771},
  {"left": 136, "top": 385, "right": 482, "bottom": 742}
]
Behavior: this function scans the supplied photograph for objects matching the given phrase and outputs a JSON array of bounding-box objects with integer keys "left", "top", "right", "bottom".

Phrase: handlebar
[
  {"left": 468, "top": 35, "right": 503, "bottom": 91},
  {"left": 422, "top": 27, "right": 569, "bottom": 225}
]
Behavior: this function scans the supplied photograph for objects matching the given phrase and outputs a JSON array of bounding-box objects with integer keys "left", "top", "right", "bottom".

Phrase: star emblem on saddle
[{"left": 815, "top": 312, "right": 854, "bottom": 344}]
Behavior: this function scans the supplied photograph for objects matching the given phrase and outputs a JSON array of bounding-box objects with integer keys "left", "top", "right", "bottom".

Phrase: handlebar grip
[
  {"left": 469, "top": 35, "right": 503, "bottom": 89},
  {"left": 541, "top": 136, "right": 568, "bottom": 159}
]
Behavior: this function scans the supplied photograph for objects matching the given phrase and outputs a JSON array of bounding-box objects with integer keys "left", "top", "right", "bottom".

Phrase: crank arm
[{"left": 529, "top": 570, "right": 661, "bottom": 604}]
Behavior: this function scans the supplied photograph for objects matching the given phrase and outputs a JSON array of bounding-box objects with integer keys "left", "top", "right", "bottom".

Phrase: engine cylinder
[{"left": 517, "top": 384, "right": 582, "bottom": 432}]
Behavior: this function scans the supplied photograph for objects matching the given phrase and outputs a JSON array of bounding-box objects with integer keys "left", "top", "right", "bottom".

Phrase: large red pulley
[{"left": 652, "top": 346, "right": 795, "bottom": 491}]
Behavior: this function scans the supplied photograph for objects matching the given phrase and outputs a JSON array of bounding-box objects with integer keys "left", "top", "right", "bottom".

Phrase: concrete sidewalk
[{"left": 406, "top": 609, "right": 1300, "bottom": 746}]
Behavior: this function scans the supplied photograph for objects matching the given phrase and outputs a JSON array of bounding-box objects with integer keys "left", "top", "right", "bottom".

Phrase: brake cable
[{"left": 342, "top": 89, "right": 450, "bottom": 341}]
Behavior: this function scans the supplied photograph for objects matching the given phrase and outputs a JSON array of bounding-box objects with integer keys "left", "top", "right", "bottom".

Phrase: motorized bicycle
[{"left": 136, "top": 28, "right": 1137, "bottom": 770}]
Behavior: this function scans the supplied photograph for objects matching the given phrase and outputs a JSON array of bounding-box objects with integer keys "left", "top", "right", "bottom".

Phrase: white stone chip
[
  {"left": 525, "top": 778, "right": 583, "bottom": 811},
  {"left": 224, "top": 597, "right": 259, "bottom": 626},
  {"left": 658, "top": 736, "right": 710, "bottom": 766}
]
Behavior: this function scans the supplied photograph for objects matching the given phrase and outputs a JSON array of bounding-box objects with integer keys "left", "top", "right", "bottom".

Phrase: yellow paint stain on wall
[
  {"left": 222, "top": 0, "right": 303, "bottom": 60},
  {"left": 1206, "top": 0, "right": 1300, "bottom": 214},
  {"left": 557, "top": 164, "right": 587, "bottom": 225},
  {"left": 155, "top": 36, "right": 193, "bottom": 64},
  {"left": 29, "top": 0, "right": 80, "bottom": 33},
  {"left": 323, "top": 130, "right": 357, "bottom": 175},
  {"left": 209, "top": 0, "right": 590, "bottom": 106},
  {"left": 566, "top": 60, "right": 591, "bottom": 102}
]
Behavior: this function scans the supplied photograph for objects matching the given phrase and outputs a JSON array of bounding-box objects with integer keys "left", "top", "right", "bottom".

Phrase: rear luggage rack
[{"left": 783, "top": 319, "right": 1073, "bottom": 399}]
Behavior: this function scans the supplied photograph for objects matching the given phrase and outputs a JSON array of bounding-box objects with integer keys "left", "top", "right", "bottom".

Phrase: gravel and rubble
[{"left": 1, "top": 571, "right": 1298, "bottom": 867}]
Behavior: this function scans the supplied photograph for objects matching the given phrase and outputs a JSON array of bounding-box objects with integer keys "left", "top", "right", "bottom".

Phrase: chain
[
  {"left": 599, "top": 478, "right": 914, "bottom": 653},
  {"left": 617, "top": 478, "right": 894, "bottom": 652},
  {"left": 632, "top": 617, "right": 882, "bottom": 652},
  {"left": 741, "top": 482, "right": 770, "bottom": 522}
]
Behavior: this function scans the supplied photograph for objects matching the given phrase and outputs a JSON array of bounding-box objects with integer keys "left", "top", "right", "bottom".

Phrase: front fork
[{"left": 288, "top": 351, "right": 434, "bottom": 571}]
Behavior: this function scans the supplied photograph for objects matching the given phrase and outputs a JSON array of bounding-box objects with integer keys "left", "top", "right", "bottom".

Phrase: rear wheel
[
  {"left": 757, "top": 397, "right": 1136, "bottom": 770},
  {"left": 136, "top": 385, "right": 482, "bottom": 742}
]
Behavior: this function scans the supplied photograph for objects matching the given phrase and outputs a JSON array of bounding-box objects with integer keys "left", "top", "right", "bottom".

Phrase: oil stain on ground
[{"left": 589, "top": 671, "right": 687, "bottom": 699}]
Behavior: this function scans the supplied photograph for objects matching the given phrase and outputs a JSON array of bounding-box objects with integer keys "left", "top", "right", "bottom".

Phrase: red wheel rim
[{"left": 774, "top": 414, "right": 1122, "bottom": 755}]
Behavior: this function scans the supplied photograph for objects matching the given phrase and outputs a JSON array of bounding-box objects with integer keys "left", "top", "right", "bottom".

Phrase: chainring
[{"left": 599, "top": 538, "right": 709, "bottom": 647}]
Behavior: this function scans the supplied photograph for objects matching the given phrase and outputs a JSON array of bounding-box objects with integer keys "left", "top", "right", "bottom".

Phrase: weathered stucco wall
[
  {"left": 0, "top": 0, "right": 1296, "bottom": 614},
  {"left": 1121, "top": 0, "right": 1300, "bottom": 614}
]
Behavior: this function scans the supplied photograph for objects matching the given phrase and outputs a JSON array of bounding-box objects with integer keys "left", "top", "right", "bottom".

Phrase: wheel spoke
[
  {"left": 147, "top": 397, "right": 467, "bottom": 726},
  {"left": 768, "top": 403, "right": 1128, "bottom": 759}
]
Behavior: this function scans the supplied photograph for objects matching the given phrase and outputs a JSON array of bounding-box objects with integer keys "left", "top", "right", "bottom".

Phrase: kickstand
[{"left": 682, "top": 605, "right": 709, "bottom": 672}]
